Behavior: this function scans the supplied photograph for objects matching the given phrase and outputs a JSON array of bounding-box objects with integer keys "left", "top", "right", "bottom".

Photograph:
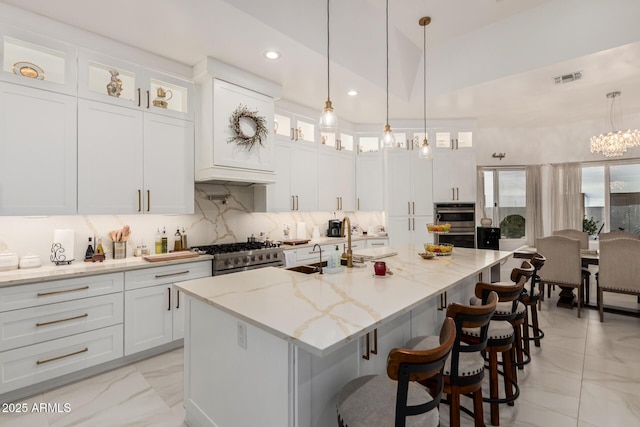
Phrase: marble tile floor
[{"left": 2, "top": 293, "right": 639, "bottom": 427}]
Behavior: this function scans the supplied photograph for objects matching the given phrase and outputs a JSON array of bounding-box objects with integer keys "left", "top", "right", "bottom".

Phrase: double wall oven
[{"left": 434, "top": 203, "right": 476, "bottom": 248}]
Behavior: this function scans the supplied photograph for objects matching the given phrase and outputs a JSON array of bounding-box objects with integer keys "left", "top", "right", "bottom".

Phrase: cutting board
[
  {"left": 281, "top": 239, "right": 311, "bottom": 246},
  {"left": 353, "top": 247, "right": 398, "bottom": 261},
  {"left": 143, "top": 252, "right": 200, "bottom": 262}
]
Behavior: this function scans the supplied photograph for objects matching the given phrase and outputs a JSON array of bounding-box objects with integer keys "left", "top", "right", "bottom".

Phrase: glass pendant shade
[
  {"left": 382, "top": 123, "right": 396, "bottom": 148},
  {"left": 419, "top": 138, "right": 432, "bottom": 159},
  {"left": 319, "top": 99, "right": 338, "bottom": 131}
]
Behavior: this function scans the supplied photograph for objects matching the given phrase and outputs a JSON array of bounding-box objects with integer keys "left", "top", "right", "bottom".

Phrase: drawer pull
[
  {"left": 371, "top": 329, "right": 378, "bottom": 355},
  {"left": 362, "top": 333, "right": 370, "bottom": 360},
  {"left": 154, "top": 270, "right": 190, "bottom": 279},
  {"left": 37, "top": 286, "right": 90, "bottom": 297},
  {"left": 36, "top": 347, "right": 88, "bottom": 365},
  {"left": 36, "top": 313, "right": 88, "bottom": 327}
]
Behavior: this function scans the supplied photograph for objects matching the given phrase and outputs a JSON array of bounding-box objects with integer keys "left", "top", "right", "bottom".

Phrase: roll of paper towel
[
  {"left": 296, "top": 222, "right": 307, "bottom": 239},
  {"left": 52, "top": 229, "right": 75, "bottom": 263}
]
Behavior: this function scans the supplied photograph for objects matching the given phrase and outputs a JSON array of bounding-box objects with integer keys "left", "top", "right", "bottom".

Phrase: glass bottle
[
  {"left": 96, "top": 238, "right": 104, "bottom": 255},
  {"left": 84, "top": 237, "right": 95, "bottom": 260},
  {"left": 181, "top": 228, "right": 188, "bottom": 250},
  {"left": 155, "top": 228, "right": 162, "bottom": 254},
  {"left": 174, "top": 227, "right": 182, "bottom": 251},
  {"left": 161, "top": 227, "right": 168, "bottom": 254}
]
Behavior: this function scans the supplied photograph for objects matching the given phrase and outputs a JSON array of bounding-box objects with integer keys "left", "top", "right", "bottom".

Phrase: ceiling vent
[{"left": 554, "top": 71, "right": 582, "bottom": 84}]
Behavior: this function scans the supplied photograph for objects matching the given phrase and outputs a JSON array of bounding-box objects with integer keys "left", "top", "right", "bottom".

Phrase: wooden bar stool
[
  {"left": 405, "top": 291, "right": 498, "bottom": 427},
  {"left": 521, "top": 253, "right": 545, "bottom": 352},
  {"left": 336, "top": 317, "right": 455, "bottom": 427}
]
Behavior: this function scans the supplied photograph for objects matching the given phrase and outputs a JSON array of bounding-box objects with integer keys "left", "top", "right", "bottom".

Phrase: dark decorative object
[
  {"left": 583, "top": 216, "right": 599, "bottom": 236},
  {"left": 50, "top": 243, "right": 72, "bottom": 265},
  {"left": 500, "top": 214, "right": 526, "bottom": 239},
  {"left": 227, "top": 104, "right": 268, "bottom": 150}
]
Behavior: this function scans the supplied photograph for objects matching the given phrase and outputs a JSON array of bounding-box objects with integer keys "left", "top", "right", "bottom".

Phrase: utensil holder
[{"left": 113, "top": 242, "right": 126, "bottom": 259}]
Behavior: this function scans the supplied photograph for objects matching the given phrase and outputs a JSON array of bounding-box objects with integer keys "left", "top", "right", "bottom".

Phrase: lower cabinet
[
  {"left": 123, "top": 261, "right": 211, "bottom": 356},
  {"left": 357, "top": 312, "right": 411, "bottom": 376}
]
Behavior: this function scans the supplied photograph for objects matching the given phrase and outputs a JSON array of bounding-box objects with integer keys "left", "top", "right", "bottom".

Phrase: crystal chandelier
[{"left": 590, "top": 91, "right": 640, "bottom": 157}]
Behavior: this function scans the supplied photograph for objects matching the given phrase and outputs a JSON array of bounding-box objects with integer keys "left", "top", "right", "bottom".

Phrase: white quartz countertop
[
  {"left": 0, "top": 254, "right": 213, "bottom": 287},
  {"left": 175, "top": 245, "right": 512, "bottom": 357},
  {"left": 279, "top": 235, "right": 387, "bottom": 250}
]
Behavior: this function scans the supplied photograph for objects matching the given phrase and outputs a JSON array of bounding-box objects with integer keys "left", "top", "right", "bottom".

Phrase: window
[{"left": 481, "top": 168, "right": 527, "bottom": 239}]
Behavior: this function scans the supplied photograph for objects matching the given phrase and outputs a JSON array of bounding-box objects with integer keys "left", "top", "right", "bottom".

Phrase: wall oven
[{"left": 434, "top": 203, "right": 476, "bottom": 248}]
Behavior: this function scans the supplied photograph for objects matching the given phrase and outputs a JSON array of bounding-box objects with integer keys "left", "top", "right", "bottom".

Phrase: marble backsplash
[{"left": 0, "top": 184, "right": 384, "bottom": 262}]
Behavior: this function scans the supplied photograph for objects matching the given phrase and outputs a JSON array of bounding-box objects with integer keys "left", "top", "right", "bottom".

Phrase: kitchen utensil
[{"left": 0, "top": 252, "right": 19, "bottom": 271}]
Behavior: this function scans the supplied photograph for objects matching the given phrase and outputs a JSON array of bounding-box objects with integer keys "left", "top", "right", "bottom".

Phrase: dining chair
[
  {"left": 535, "top": 235, "right": 583, "bottom": 317},
  {"left": 552, "top": 229, "right": 591, "bottom": 301},
  {"left": 336, "top": 317, "right": 456, "bottom": 427},
  {"left": 597, "top": 237, "right": 640, "bottom": 322},
  {"left": 404, "top": 292, "right": 499, "bottom": 427},
  {"left": 598, "top": 231, "right": 640, "bottom": 241}
]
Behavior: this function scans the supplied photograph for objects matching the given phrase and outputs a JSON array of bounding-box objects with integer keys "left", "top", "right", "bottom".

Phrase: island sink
[{"left": 286, "top": 261, "right": 327, "bottom": 274}]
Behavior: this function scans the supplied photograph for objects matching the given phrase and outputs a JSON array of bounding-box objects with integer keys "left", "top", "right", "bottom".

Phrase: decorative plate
[{"left": 12, "top": 62, "right": 45, "bottom": 80}]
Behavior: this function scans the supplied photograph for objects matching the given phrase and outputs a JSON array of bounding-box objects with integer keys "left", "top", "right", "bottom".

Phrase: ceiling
[{"left": 3, "top": 0, "right": 640, "bottom": 129}]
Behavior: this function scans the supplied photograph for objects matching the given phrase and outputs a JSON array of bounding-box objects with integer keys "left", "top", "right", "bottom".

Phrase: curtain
[
  {"left": 551, "top": 163, "right": 583, "bottom": 231},
  {"left": 525, "top": 165, "right": 543, "bottom": 245}
]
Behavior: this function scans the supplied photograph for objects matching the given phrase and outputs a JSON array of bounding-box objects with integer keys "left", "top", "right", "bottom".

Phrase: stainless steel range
[{"left": 191, "top": 241, "right": 284, "bottom": 275}]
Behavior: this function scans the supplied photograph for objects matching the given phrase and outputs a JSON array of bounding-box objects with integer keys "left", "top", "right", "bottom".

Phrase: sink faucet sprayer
[
  {"left": 312, "top": 244, "right": 323, "bottom": 274},
  {"left": 341, "top": 217, "right": 353, "bottom": 268}
]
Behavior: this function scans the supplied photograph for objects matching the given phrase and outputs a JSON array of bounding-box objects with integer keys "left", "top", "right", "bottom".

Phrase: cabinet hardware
[
  {"left": 452, "top": 188, "right": 455, "bottom": 200},
  {"left": 147, "top": 190, "right": 151, "bottom": 212},
  {"left": 137, "top": 88, "right": 141, "bottom": 107},
  {"left": 291, "top": 195, "right": 295, "bottom": 211},
  {"left": 296, "top": 195, "right": 299, "bottom": 210},
  {"left": 337, "top": 197, "right": 340, "bottom": 211},
  {"left": 339, "top": 197, "right": 342, "bottom": 210},
  {"left": 371, "top": 329, "right": 378, "bottom": 355},
  {"left": 167, "top": 287, "right": 171, "bottom": 311},
  {"left": 154, "top": 270, "right": 190, "bottom": 279},
  {"left": 407, "top": 202, "right": 411, "bottom": 215},
  {"left": 362, "top": 333, "right": 370, "bottom": 360},
  {"left": 146, "top": 90, "right": 150, "bottom": 109},
  {"left": 438, "top": 292, "right": 448, "bottom": 311},
  {"left": 290, "top": 127, "right": 294, "bottom": 140},
  {"left": 176, "top": 290, "right": 180, "bottom": 309},
  {"left": 412, "top": 202, "right": 415, "bottom": 215},
  {"left": 36, "top": 313, "right": 88, "bottom": 327},
  {"left": 137, "top": 190, "right": 142, "bottom": 212},
  {"left": 37, "top": 347, "right": 88, "bottom": 365},
  {"left": 412, "top": 218, "right": 415, "bottom": 231},
  {"left": 408, "top": 218, "right": 411, "bottom": 231},
  {"left": 357, "top": 198, "right": 360, "bottom": 210},
  {"left": 37, "top": 286, "right": 89, "bottom": 297}
]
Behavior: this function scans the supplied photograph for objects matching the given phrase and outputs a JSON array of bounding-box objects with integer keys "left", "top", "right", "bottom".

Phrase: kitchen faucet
[
  {"left": 341, "top": 216, "right": 353, "bottom": 268},
  {"left": 312, "top": 244, "right": 323, "bottom": 274}
]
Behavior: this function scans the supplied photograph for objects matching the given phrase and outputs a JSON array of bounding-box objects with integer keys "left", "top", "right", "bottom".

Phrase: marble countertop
[
  {"left": 279, "top": 235, "right": 387, "bottom": 250},
  {"left": 175, "top": 245, "right": 512, "bottom": 356},
  {"left": 0, "top": 254, "right": 214, "bottom": 288}
]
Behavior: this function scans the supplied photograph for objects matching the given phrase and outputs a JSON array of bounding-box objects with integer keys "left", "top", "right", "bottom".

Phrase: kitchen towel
[
  {"left": 52, "top": 229, "right": 75, "bottom": 263},
  {"left": 296, "top": 222, "right": 306, "bottom": 240}
]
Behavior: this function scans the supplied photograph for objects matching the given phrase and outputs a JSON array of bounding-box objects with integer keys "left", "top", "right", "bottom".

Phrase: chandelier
[{"left": 590, "top": 91, "right": 640, "bottom": 157}]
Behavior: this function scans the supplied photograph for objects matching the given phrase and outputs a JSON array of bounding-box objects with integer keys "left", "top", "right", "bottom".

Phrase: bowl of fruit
[
  {"left": 426, "top": 223, "right": 451, "bottom": 233},
  {"left": 424, "top": 243, "right": 454, "bottom": 256}
]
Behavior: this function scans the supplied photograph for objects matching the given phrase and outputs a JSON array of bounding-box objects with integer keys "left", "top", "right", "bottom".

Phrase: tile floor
[{"left": 1, "top": 293, "right": 639, "bottom": 427}]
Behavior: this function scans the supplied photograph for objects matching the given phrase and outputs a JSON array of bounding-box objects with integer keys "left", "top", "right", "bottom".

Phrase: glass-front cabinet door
[
  {"left": 274, "top": 111, "right": 316, "bottom": 144},
  {"left": 1, "top": 27, "right": 76, "bottom": 95},
  {"left": 78, "top": 50, "right": 193, "bottom": 120}
]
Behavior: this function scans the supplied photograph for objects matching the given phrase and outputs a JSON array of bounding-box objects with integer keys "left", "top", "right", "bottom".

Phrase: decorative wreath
[{"left": 227, "top": 104, "right": 268, "bottom": 150}]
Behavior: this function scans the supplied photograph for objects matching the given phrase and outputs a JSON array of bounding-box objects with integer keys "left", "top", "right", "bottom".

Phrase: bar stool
[
  {"left": 405, "top": 292, "right": 499, "bottom": 427},
  {"left": 521, "top": 253, "right": 545, "bottom": 352},
  {"left": 465, "top": 261, "right": 533, "bottom": 426},
  {"left": 336, "top": 317, "right": 455, "bottom": 427}
]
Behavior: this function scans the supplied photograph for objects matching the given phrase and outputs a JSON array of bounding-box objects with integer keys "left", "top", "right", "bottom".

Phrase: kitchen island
[{"left": 175, "top": 245, "right": 512, "bottom": 427}]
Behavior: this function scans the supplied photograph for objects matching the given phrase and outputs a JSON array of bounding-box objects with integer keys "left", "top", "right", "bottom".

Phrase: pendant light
[
  {"left": 381, "top": 0, "right": 396, "bottom": 149},
  {"left": 319, "top": 0, "right": 338, "bottom": 132},
  {"left": 418, "top": 16, "right": 432, "bottom": 159},
  {"left": 589, "top": 91, "right": 640, "bottom": 157}
]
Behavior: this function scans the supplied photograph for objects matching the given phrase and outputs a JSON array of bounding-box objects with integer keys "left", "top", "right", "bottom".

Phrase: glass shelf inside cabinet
[
  {"left": 3, "top": 36, "right": 65, "bottom": 84},
  {"left": 150, "top": 79, "right": 188, "bottom": 114},
  {"left": 358, "top": 136, "right": 380, "bottom": 153},
  {"left": 88, "top": 61, "right": 136, "bottom": 101},
  {"left": 339, "top": 133, "right": 354, "bottom": 151},
  {"left": 436, "top": 132, "right": 451, "bottom": 148},
  {"left": 296, "top": 120, "right": 315, "bottom": 143},
  {"left": 274, "top": 113, "right": 291, "bottom": 138},
  {"left": 321, "top": 132, "right": 336, "bottom": 148}
]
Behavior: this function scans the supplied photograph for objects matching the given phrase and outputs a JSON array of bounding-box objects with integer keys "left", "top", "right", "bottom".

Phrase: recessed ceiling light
[
  {"left": 264, "top": 51, "right": 281, "bottom": 60},
  {"left": 347, "top": 90, "right": 358, "bottom": 96}
]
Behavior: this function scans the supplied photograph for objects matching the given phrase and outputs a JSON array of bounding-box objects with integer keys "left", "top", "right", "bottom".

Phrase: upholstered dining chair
[
  {"left": 597, "top": 237, "right": 640, "bottom": 322},
  {"left": 336, "top": 317, "right": 455, "bottom": 427},
  {"left": 598, "top": 230, "right": 640, "bottom": 241},
  {"left": 404, "top": 292, "right": 499, "bottom": 427},
  {"left": 536, "top": 235, "right": 583, "bottom": 317},
  {"left": 552, "top": 229, "right": 591, "bottom": 301}
]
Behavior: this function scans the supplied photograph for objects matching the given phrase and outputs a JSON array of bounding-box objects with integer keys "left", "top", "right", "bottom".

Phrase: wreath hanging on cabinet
[{"left": 227, "top": 104, "right": 268, "bottom": 150}]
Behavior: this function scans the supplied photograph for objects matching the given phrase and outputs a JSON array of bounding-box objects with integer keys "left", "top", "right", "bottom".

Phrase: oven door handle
[
  {"left": 435, "top": 209, "right": 475, "bottom": 214},
  {"left": 443, "top": 232, "right": 476, "bottom": 235}
]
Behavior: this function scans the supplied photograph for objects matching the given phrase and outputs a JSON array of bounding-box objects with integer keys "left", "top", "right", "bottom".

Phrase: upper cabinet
[
  {"left": 78, "top": 50, "right": 194, "bottom": 121},
  {"left": 0, "top": 82, "right": 77, "bottom": 215},
  {"left": 275, "top": 111, "right": 316, "bottom": 145},
  {"left": 433, "top": 122, "right": 475, "bottom": 151},
  {"left": 0, "top": 27, "right": 77, "bottom": 96}
]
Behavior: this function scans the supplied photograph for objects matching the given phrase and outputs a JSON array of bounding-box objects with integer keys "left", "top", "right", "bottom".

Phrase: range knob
[
  {"left": 224, "top": 259, "right": 232, "bottom": 266},
  {"left": 266, "top": 253, "right": 271, "bottom": 260},
  {"left": 258, "top": 254, "right": 264, "bottom": 261},
  {"left": 245, "top": 256, "right": 251, "bottom": 263}
]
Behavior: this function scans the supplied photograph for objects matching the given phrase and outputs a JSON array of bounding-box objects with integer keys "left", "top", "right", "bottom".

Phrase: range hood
[{"left": 193, "top": 57, "right": 282, "bottom": 185}]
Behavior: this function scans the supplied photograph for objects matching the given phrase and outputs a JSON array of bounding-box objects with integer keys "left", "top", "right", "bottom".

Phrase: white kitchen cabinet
[
  {"left": 274, "top": 111, "right": 316, "bottom": 145},
  {"left": 1, "top": 27, "right": 77, "bottom": 96},
  {"left": 387, "top": 216, "right": 434, "bottom": 246},
  {"left": 434, "top": 128, "right": 474, "bottom": 150},
  {"left": 356, "top": 153, "right": 383, "bottom": 211},
  {"left": 123, "top": 261, "right": 211, "bottom": 355},
  {"left": 358, "top": 312, "right": 412, "bottom": 376},
  {"left": 0, "top": 82, "right": 76, "bottom": 215},
  {"left": 366, "top": 238, "right": 388, "bottom": 248},
  {"left": 77, "top": 99, "right": 194, "bottom": 214},
  {"left": 78, "top": 50, "right": 193, "bottom": 121},
  {"left": 265, "top": 142, "right": 317, "bottom": 212},
  {"left": 318, "top": 150, "right": 355, "bottom": 212},
  {"left": 432, "top": 149, "right": 477, "bottom": 203}
]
